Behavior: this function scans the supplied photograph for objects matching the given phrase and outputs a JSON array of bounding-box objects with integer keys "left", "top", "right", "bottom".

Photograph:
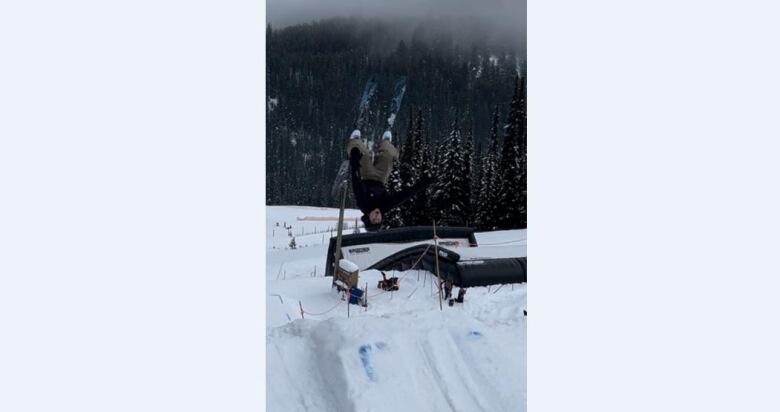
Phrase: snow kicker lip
[{"left": 325, "top": 226, "right": 478, "bottom": 277}]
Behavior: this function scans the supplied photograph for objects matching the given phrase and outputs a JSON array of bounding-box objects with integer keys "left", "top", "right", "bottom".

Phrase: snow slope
[{"left": 267, "top": 206, "right": 527, "bottom": 412}]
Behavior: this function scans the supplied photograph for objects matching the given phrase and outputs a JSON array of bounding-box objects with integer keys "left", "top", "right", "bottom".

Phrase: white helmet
[
  {"left": 350, "top": 129, "right": 361, "bottom": 139},
  {"left": 382, "top": 130, "right": 392, "bottom": 140}
]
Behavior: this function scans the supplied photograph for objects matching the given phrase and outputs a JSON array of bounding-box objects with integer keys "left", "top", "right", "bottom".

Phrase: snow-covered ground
[{"left": 267, "top": 206, "right": 527, "bottom": 412}]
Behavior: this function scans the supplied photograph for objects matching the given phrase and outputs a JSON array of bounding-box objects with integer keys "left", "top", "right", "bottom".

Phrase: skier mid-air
[{"left": 347, "top": 129, "right": 431, "bottom": 231}]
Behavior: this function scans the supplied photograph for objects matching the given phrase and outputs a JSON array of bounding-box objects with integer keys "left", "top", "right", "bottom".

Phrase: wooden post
[
  {"left": 299, "top": 301, "right": 304, "bottom": 319},
  {"left": 433, "top": 221, "right": 443, "bottom": 311},
  {"left": 333, "top": 185, "right": 348, "bottom": 286},
  {"left": 365, "top": 282, "right": 368, "bottom": 311}
]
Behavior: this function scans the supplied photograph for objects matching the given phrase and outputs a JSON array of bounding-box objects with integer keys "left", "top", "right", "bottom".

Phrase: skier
[
  {"left": 443, "top": 279, "right": 453, "bottom": 300},
  {"left": 454, "top": 288, "right": 466, "bottom": 303},
  {"left": 348, "top": 129, "right": 431, "bottom": 231}
]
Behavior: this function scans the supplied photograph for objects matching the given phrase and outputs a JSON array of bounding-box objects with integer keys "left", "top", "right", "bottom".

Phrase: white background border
[
  {"left": 3, "top": 0, "right": 780, "bottom": 410},
  {"left": 1, "top": 0, "right": 266, "bottom": 410}
]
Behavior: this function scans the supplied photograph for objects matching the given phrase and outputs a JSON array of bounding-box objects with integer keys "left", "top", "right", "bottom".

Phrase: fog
[{"left": 267, "top": 0, "right": 526, "bottom": 49}]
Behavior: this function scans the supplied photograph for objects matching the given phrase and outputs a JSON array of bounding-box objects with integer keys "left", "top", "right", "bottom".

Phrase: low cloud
[{"left": 267, "top": 0, "right": 526, "bottom": 48}]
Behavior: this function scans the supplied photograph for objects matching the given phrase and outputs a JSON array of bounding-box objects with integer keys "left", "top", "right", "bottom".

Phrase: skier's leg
[
  {"left": 346, "top": 137, "right": 375, "bottom": 178},
  {"left": 371, "top": 139, "right": 399, "bottom": 183}
]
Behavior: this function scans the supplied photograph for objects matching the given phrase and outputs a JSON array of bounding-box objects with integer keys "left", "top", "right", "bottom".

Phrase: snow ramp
[
  {"left": 267, "top": 302, "right": 526, "bottom": 412},
  {"left": 324, "top": 226, "right": 477, "bottom": 277}
]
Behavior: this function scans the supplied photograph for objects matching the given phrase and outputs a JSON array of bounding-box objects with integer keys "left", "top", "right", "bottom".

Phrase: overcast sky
[{"left": 267, "top": 0, "right": 526, "bottom": 33}]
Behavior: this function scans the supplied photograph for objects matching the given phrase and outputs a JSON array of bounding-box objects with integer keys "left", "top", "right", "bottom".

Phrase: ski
[
  {"left": 332, "top": 75, "right": 380, "bottom": 199},
  {"left": 333, "top": 75, "right": 408, "bottom": 199},
  {"left": 385, "top": 76, "right": 407, "bottom": 131},
  {"left": 356, "top": 74, "right": 379, "bottom": 132},
  {"left": 374, "top": 76, "right": 407, "bottom": 148}
]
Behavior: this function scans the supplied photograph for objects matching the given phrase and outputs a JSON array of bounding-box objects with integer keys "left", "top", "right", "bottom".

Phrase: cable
[{"left": 302, "top": 298, "right": 344, "bottom": 316}]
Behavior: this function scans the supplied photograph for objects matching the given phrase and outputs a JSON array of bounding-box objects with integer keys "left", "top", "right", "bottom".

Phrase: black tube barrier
[{"left": 324, "top": 226, "right": 477, "bottom": 277}]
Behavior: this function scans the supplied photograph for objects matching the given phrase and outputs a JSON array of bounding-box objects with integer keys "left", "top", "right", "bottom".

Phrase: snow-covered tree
[
  {"left": 494, "top": 76, "right": 527, "bottom": 229},
  {"left": 476, "top": 106, "right": 502, "bottom": 229},
  {"left": 462, "top": 127, "right": 475, "bottom": 226},
  {"left": 382, "top": 161, "right": 404, "bottom": 228},
  {"left": 402, "top": 110, "right": 432, "bottom": 226},
  {"left": 417, "top": 140, "right": 435, "bottom": 226},
  {"left": 431, "top": 120, "right": 471, "bottom": 226},
  {"left": 398, "top": 111, "right": 419, "bottom": 225}
]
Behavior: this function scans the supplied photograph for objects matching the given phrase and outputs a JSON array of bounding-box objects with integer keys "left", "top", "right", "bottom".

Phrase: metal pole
[{"left": 433, "top": 220, "right": 443, "bottom": 311}]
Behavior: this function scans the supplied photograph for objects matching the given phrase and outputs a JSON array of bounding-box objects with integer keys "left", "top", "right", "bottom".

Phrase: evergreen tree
[
  {"left": 476, "top": 106, "right": 502, "bottom": 229},
  {"left": 405, "top": 110, "right": 430, "bottom": 225},
  {"left": 266, "top": 19, "right": 524, "bottom": 208},
  {"left": 398, "top": 111, "right": 418, "bottom": 224},
  {"left": 430, "top": 120, "right": 470, "bottom": 226},
  {"left": 494, "top": 76, "right": 527, "bottom": 229},
  {"left": 462, "top": 128, "right": 474, "bottom": 226},
  {"left": 415, "top": 137, "right": 435, "bottom": 226},
  {"left": 382, "top": 161, "right": 404, "bottom": 228}
]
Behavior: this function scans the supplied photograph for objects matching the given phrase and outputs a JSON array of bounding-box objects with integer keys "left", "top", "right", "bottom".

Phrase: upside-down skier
[{"left": 347, "top": 129, "right": 432, "bottom": 231}]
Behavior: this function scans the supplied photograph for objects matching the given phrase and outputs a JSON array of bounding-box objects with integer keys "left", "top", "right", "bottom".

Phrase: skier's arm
[
  {"left": 350, "top": 149, "right": 368, "bottom": 204},
  {"left": 382, "top": 176, "right": 433, "bottom": 211}
]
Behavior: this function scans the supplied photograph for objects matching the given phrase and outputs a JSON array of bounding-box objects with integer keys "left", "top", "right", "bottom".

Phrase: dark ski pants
[{"left": 346, "top": 138, "right": 399, "bottom": 184}]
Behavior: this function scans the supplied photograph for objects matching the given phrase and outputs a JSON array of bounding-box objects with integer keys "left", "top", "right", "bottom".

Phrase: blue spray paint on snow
[
  {"left": 359, "top": 344, "right": 376, "bottom": 382},
  {"left": 358, "top": 342, "right": 387, "bottom": 382}
]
